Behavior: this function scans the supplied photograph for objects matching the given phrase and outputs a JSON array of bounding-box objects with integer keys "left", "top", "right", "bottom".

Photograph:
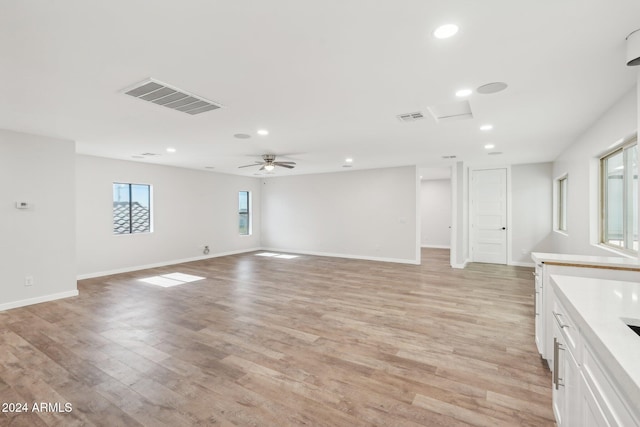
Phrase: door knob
[{"left": 501, "top": 227, "right": 506, "bottom": 230}]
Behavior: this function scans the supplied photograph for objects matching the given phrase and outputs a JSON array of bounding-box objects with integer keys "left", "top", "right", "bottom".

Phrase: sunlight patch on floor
[
  {"left": 255, "top": 252, "right": 299, "bottom": 259},
  {"left": 139, "top": 272, "right": 205, "bottom": 288}
]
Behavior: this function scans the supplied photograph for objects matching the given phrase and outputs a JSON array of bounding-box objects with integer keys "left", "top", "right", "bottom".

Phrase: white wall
[
  {"left": 261, "top": 166, "right": 419, "bottom": 264},
  {"left": 511, "top": 162, "right": 554, "bottom": 265},
  {"left": 551, "top": 87, "right": 638, "bottom": 257},
  {"left": 76, "top": 155, "right": 261, "bottom": 277},
  {"left": 420, "top": 179, "right": 451, "bottom": 248},
  {"left": 0, "top": 129, "right": 77, "bottom": 310}
]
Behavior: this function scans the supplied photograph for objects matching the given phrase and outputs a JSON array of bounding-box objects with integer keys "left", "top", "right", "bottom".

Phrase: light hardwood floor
[{"left": 0, "top": 249, "right": 554, "bottom": 426}]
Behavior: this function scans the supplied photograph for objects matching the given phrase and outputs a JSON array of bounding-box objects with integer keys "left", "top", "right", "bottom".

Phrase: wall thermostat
[{"left": 15, "top": 202, "right": 30, "bottom": 209}]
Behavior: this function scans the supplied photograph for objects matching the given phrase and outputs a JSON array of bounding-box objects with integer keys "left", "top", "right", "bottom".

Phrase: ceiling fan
[{"left": 238, "top": 154, "right": 296, "bottom": 171}]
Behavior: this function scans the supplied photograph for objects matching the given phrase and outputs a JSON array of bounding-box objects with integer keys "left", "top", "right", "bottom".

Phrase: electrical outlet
[{"left": 25, "top": 276, "right": 34, "bottom": 286}]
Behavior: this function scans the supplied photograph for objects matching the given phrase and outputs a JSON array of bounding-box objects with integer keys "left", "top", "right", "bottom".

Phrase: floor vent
[
  {"left": 397, "top": 111, "right": 425, "bottom": 122},
  {"left": 123, "top": 78, "right": 223, "bottom": 115}
]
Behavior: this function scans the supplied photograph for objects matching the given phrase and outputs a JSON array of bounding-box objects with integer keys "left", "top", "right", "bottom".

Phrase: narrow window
[
  {"left": 557, "top": 175, "right": 568, "bottom": 232},
  {"left": 239, "top": 191, "right": 251, "bottom": 235},
  {"left": 113, "top": 183, "right": 152, "bottom": 234},
  {"left": 600, "top": 139, "right": 637, "bottom": 252}
]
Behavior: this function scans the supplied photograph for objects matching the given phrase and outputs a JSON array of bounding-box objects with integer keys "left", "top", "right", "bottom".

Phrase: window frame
[
  {"left": 112, "top": 182, "right": 153, "bottom": 235},
  {"left": 556, "top": 174, "right": 568, "bottom": 233},
  {"left": 599, "top": 138, "right": 637, "bottom": 254},
  {"left": 238, "top": 190, "right": 251, "bottom": 236}
]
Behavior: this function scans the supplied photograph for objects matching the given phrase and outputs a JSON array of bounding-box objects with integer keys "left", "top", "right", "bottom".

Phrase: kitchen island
[{"left": 550, "top": 274, "right": 640, "bottom": 426}]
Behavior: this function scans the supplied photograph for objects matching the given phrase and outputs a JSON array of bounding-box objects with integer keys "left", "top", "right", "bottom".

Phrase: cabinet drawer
[{"left": 552, "top": 298, "right": 581, "bottom": 361}]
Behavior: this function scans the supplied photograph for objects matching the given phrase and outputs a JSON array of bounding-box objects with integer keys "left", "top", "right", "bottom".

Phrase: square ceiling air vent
[
  {"left": 397, "top": 111, "right": 425, "bottom": 122},
  {"left": 122, "top": 78, "right": 223, "bottom": 115},
  {"left": 427, "top": 100, "right": 473, "bottom": 123}
]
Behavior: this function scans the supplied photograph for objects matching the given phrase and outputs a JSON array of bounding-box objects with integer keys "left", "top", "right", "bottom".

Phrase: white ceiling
[{"left": 1, "top": 1, "right": 639, "bottom": 177}]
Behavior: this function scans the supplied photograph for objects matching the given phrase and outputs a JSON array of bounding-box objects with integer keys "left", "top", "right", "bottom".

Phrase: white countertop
[
  {"left": 550, "top": 274, "right": 640, "bottom": 415},
  {"left": 532, "top": 252, "right": 640, "bottom": 269}
]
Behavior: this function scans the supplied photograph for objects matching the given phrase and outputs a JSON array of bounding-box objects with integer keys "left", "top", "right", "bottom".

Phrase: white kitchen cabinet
[
  {"left": 550, "top": 275, "right": 640, "bottom": 427},
  {"left": 530, "top": 252, "right": 640, "bottom": 369},
  {"left": 534, "top": 262, "right": 543, "bottom": 354},
  {"left": 551, "top": 295, "right": 582, "bottom": 427}
]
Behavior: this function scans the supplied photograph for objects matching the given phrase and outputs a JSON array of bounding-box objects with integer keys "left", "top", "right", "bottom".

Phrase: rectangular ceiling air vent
[
  {"left": 427, "top": 100, "right": 473, "bottom": 123},
  {"left": 122, "top": 78, "right": 223, "bottom": 115},
  {"left": 397, "top": 111, "right": 425, "bottom": 122}
]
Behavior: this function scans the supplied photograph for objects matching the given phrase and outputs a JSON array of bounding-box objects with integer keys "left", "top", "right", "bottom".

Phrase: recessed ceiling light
[
  {"left": 455, "top": 88, "right": 472, "bottom": 97},
  {"left": 257, "top": 129, "right": 269, "bottom": 136},
  {"left": 488, "top": 151, "right": 503, "bottom": 155},
  {"left": 166, "top": 147, "right": 176, "bottom": 153},
  {"left": 205, "top": 166, "right": 215, "bottom": 169},
  {"left": 480, "top": 124, "right": 493, "bottom": 131},
  {"left": 234, "top": 133, "right": 251, "bottom": 139},
  {"left": 345, "top": 158, "right": 353, "bottom": 163},
  {"left": 484, "top": 144, "right": 495, "bottom": 149},
  {"left": 433, "top": 24, "right": 459, "bottom": 39}
]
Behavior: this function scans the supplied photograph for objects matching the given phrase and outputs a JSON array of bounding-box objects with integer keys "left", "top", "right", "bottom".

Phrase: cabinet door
[
  {"left": 564, "top": 345, "right": 581, "bottom": 426},
  {"left": 534, "top": 265, "right": 544, "bottom": 355},
  {"left": 582, "top": 345, "right": 638, "bottom": 426},
  {"left": 552, "top": 320, "right": 566, "bottom": 426},
  {"left": 552, "top": 310, "right": 582, "bottom": 427},
  {"left": 581, "top": 374, "right": 611, "bottom": 427}
]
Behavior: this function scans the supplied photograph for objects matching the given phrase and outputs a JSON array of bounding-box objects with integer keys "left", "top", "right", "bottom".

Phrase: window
[
  {"left": 600, "top": 139, "right": 637, "bottom": 252},
  {"left": 557, "top": 175, "right": 568, "bottom": 232},
  {"left": 239, "top": 191, "right": 251, "bottom": 235},
  {"left": 113, "top": 183, "right": 152, "bottom": 234}
]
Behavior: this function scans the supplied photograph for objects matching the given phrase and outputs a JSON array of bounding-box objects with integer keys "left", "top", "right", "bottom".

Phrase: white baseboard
[
  {"left": 76, "top": 247, "right": 262, "bottom": 280},
  {"left": 0, "top": 290, "right": 79, "bottom": 312},
  {"left": 421, "top": 245, "right": 451, "bottom": 249},
  {"left": 260, "top": 247, "right": 421, "bottom": 265},
  {"left": 77, "top": 246, "right": 422, "bottom": 280}
]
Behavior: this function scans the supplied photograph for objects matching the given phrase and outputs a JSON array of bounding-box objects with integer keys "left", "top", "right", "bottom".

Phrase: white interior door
[{"left": 471, "top": 168, "right": 507, "bottom": 264}]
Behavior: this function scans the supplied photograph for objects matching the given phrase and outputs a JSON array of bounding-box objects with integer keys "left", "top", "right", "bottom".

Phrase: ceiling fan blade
[
  {"left": 238, "top": 162, "right": 264, "bottom": 168},
  {"left": 276, "top": 163, "right": 295, "bottom": 169},
  {"left": 239, "top": 156, "right": 296, "bottom": 170}
]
